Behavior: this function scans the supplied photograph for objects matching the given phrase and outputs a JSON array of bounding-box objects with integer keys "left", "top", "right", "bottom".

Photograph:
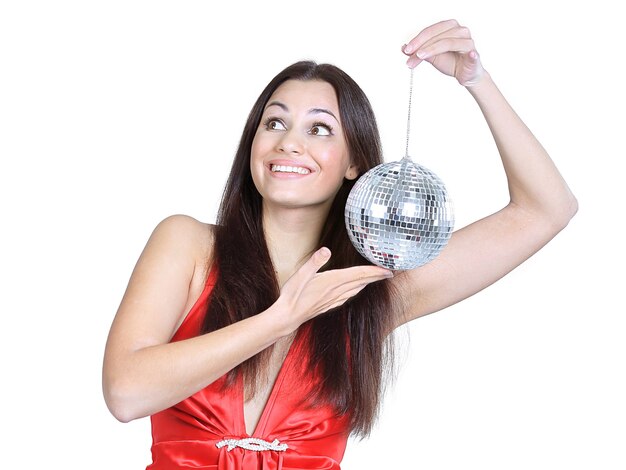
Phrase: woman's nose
[{"left": 277, "top": 130, "right": 304, "bottom": 155}]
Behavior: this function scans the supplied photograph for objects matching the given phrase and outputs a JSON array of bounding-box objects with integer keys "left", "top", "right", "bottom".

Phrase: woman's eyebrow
[
  {"left": 264, "top": 101, "right": 339, "bottom": 123},
  {"left": 309, "top": 108, "right": 338, "bottom": 122},
  {"left": 265, "top": 101, "right": 288, "bottom": 112}
]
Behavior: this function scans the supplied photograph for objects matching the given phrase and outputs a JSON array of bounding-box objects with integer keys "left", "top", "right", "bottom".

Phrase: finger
[
  {"left": 414, "top": 25, "right": 472, "bottom": 56},
  {"left": 298, "top": 247, "right": 332, "bottom": 280},
  {"left": 324, "top": 284, "right": 368, "bottom": 311},
  {"left": 324, "top": 270, "right": 393, "bottom": 296},
  {"left": 327, "top": 265, "right": 393, "bottom": 284},
  {"left": 403, "top": 19, "right": 461, "bottom": 56},
  {"left": 338, "top": 273, "right": 390, "bottom": 294},
  {"left": 404, "top": 19, "right": 459, "bottom": 55},
  {"left": 406, "top": 55, "right": 423, "bottom": 69},
  {"left": 355, "top": 266, "right": 394, "bottom": 282},
  {"left": 468, "top": 50, "right": 480, "bottom": 61},
  {"left": 416, "top": 38, "right": 476, "bottom": 60}
]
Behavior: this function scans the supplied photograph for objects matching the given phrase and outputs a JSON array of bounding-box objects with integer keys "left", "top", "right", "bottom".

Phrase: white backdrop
[{"left": 1, "top": 1, "right": 624, "bottom": 468}]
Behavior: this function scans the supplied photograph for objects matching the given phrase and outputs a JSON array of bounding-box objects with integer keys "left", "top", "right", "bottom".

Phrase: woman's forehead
[{"left": 266, "top": 79, "right": 339, "bottom": 113}]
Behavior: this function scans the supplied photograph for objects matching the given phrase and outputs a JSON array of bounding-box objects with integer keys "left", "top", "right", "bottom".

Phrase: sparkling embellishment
[
  {"left": 344, "top": 68, "right": 454, "bottom": 270},
  {"left": 216, "top": 437, "right": 289, "bottom": 452}
]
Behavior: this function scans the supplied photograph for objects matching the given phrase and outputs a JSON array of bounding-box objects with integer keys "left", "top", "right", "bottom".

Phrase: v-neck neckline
[{"left": 241, "top": 330, "right": 301, "bottom": 437}]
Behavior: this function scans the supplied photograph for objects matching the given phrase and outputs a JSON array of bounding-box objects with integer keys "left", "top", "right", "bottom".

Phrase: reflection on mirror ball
[{"left": 345, "top": 156, "right": 454, "bottom": 270}]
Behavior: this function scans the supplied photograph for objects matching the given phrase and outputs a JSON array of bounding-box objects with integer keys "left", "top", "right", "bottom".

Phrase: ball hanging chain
[{"left": 405, "top": 67, "right": 414, "bottom": 160}]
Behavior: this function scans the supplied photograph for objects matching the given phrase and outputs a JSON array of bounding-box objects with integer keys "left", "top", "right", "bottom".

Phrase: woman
[{"left": 103, "top": 19, "right": 577, "bottom": 469}]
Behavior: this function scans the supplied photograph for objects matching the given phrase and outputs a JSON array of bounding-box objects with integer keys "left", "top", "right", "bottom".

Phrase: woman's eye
[
  {"left": 310, "top": 124, "right": 332, "bottom": 136},
  {"left": 265, "top": 119, "right": 286, "bottom": 131}
]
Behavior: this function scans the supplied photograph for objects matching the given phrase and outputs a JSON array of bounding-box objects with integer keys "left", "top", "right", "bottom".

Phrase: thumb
[{"left": 300, "top": 247, "right": 331, "bottom": 279}]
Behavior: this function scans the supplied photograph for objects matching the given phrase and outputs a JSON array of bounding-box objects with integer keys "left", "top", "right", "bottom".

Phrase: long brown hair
[{"left": 201, "top": 61, "right": 397, "bottom": 437}]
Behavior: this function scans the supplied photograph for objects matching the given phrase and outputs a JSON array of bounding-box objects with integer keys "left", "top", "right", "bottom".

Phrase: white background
[{"left": 1, "top": 1, "right": 624, "bottom": 468}]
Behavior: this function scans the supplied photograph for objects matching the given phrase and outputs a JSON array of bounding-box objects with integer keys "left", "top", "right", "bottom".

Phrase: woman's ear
[{"left": 344, "top": 164, "right": 359, "bottom": 180}]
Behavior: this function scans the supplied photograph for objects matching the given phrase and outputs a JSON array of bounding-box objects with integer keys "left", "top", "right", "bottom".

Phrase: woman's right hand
[
  {"left": 274, "top": 247, "right": 393, "bottom": 329},
  {"left": 403, "top": 19, "right": 486, "bottom": 88}
]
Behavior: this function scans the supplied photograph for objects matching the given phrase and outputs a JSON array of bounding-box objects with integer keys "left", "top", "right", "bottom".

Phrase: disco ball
[{"left": 345, "top": 156, "right": 454, "bottom": 270}]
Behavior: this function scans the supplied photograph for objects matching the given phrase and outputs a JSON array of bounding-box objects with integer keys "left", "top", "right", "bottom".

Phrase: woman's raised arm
[{"left": 391, "top": 20, "right": 578, "bottom": 325}]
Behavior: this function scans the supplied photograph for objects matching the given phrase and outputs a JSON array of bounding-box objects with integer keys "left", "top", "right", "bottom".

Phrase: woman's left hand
[{"left": 402, "top": 19, "right": 486, "bottom": 87}]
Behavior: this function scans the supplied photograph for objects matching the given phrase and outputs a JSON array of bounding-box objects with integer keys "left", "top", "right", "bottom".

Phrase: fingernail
[
  {"left": 416, "top": 50, "right": 428, "bottom": 59},
  {"left": 385, "top": 270, "right": 394, "bottom": 278},
  {"left": 403, "top": 44, "right": 413, "bottom": 54},
  {"left": 406, "top": 56, "right": 419, "bottom": 68},
  {"left": 319, "top": 247, "right": 330, "bottom": 257}
]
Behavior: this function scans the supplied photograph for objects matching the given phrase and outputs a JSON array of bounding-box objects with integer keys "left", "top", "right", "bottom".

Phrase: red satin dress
[{"left": 148, "top": 267, "right": 351, "bottom": 469}]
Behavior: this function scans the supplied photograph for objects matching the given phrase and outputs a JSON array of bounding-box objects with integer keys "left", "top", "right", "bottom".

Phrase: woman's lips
[{"left": 267, "top": 161, "right": 314, "bottom": 178}]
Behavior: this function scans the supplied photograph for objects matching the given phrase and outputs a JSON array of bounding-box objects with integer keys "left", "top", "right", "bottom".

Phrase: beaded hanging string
[{"left": 404, "top": 67, "right": 414, "bottom": 160}]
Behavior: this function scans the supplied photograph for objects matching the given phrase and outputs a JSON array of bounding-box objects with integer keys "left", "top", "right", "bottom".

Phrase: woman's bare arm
[
  {"left": 102, "top": 215, "right": 289, "bottom": 422},
  {"left": 102, "top": 215, "right": 392, "bottom": 422},
  {"left": 392, "top": 20, "right": 577, "bottom": 324}
]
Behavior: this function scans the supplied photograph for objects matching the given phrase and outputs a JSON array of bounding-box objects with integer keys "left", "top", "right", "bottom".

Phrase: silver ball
[{"left": 345, "top": 157, "right": 454, "bottom": 270}]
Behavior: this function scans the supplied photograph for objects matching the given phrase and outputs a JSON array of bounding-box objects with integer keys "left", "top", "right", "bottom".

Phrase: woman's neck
[{"left": 261, "top": 202, "right": 330, "bottom": 286}]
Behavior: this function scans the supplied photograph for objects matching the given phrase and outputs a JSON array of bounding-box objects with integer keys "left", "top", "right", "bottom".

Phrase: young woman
[{"left": 103, "top": 19, "right": 577, "bottom": 469}]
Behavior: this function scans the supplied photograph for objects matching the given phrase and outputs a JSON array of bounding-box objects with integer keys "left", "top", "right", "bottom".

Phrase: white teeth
[{"left": 270, "top": 164, "right": 310, "bottom": 174}]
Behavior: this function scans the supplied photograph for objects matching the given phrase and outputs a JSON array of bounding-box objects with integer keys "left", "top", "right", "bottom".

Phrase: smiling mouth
[{"left": 270, "top": 164, "right": 311, "bottom": 175}]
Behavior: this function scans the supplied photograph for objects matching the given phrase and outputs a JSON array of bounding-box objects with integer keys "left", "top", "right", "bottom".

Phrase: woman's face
[{"left": 250, "top": 79, "right": 357, "bottom": 211}]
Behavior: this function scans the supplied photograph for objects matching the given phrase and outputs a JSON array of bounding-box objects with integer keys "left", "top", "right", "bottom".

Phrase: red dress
[{"left": 148, "top": 267, "right": 351, "bottom": 469}]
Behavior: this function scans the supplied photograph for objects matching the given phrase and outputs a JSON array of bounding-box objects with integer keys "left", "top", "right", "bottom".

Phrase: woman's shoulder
[{"left": 152, "top": 214, "right": 216, "bottom": 274}]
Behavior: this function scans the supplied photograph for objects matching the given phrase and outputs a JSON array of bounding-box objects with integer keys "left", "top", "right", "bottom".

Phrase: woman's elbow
[
  {"left": 103, "top": 377, "right": 143, "bottom": 423},
  {"left": 107, "top": 405, "right": 136, "bottom": 424},
  {"left": 556, "top": 194, "right": 579, "bottom": 229},
  {"left": 541, "top": 192, "right": 578, "bottom": 232},
  {"left": 568, "top": 195, "right": 579, "bottom": 219}
]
